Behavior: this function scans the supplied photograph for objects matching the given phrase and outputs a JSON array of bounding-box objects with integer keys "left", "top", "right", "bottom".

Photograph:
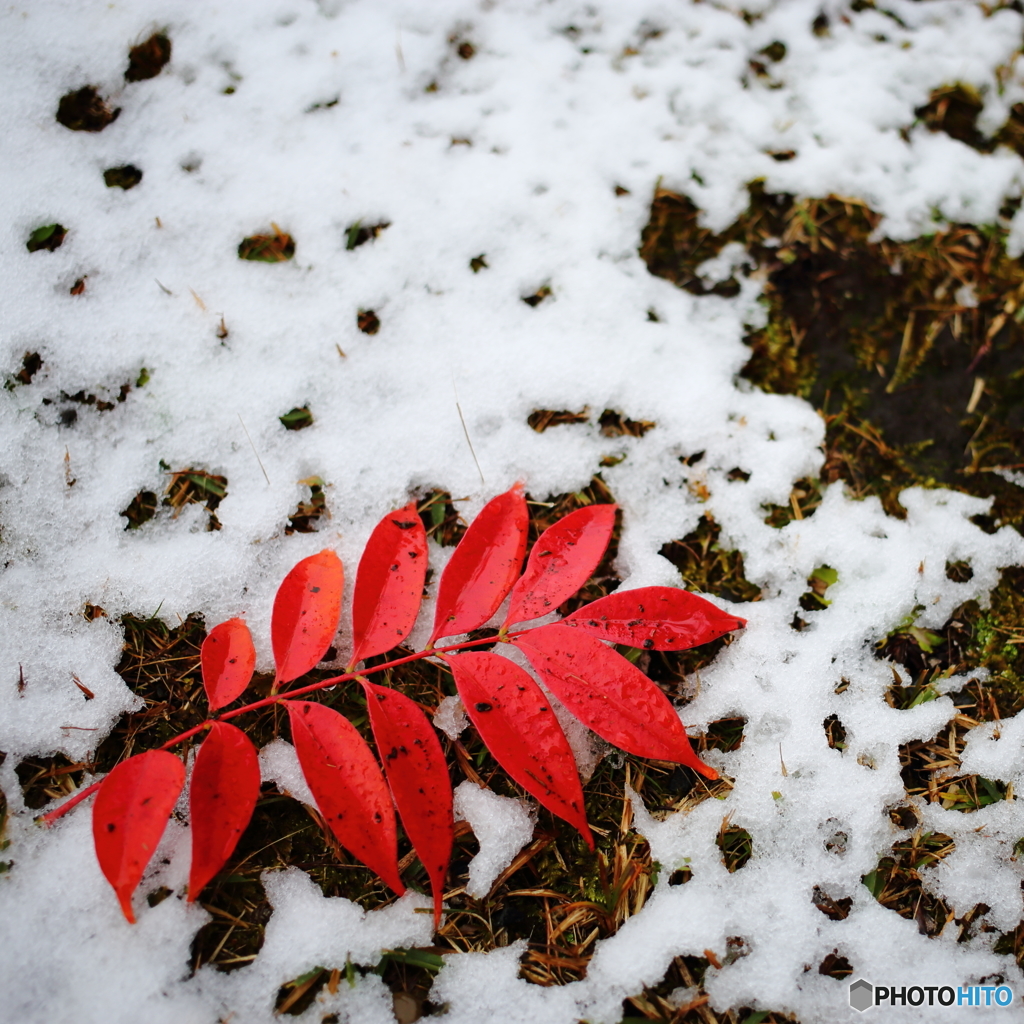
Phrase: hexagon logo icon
[{"left": 849, "top": 979, "right": 873, "bottom": 1012}]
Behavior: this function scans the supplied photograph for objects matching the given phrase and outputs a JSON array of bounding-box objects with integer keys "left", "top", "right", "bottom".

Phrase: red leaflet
[
  {"left": 429, "top": 484, "right": 528, "bottom": 645},
  {"left": 514, "top": 625, "right": 718, "bottom": 779},
  {"left": 563, "top": 586, "right": 746, "bottom": 651},
  {"left": 201, "top": 618, "right": 257, "bottom": 710},
  {"left": 350, "top": 503, "right": 428, "bottom": 666},
  {"left": 92, "top": 750, "right": 185, "bottom": 923},
  {"left": 362, "top": 679, "right": 453, "bottom": 926},
  {"left": 505, "top": 504, "right": 617, "bottom": 627},
  {"left": 272, "top": 549, "right": 344, "bottom": 685},
  {"left": 286, "top": 701, "right": 404, "bottom": 894},
  {"left": 444, "top": 651, "right": 594, "bottom": 848},
  {"left": 188, "top": 722, "right": 260, "bottom": 902}
]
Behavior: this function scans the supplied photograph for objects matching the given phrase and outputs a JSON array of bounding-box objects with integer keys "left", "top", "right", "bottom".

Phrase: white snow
[
  {"left": 3, "top": 0, "right": 1024, "bottom": 1021},
  {"left": 453, "top": 781, "right": 536, "bottom": 900}
]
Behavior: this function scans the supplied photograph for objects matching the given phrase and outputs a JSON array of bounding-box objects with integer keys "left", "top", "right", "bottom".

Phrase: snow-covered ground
[{"left": 4, "top": 1, "right": 1024, "bottom": 1021}]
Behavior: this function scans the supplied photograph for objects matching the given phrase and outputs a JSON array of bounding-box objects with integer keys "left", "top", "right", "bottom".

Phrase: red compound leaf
[
  {"left": 362, "top": 679, "right": 453, "bottom": 926},
  {"left": 351, "top": 502, "right": 428, "bottom": 666},
  {"left": 505, "top": 504, "right": 617, "bottom": 627},
  {"left": 92, "top": 750, "right": 185, "bottom": 923},
  {"left": 514, "top": 625, "right": 718, "bottom": 779},
  {"left": 286, "top": 701, "right": 404, "bottom": 895},
  {"left": 563, "top": 586, "right": 746, "bottom": 651},
  {"left": 201, "top": 618, "right": 256, "bottom": 710},
  {"left": 187, "top": 722, "right": 260, "bottom": 902},
  {"left": 444, "top": 651, "right": 594, "bottom": 847},
  {"left": 429, "top": 484, "right": 528, "bottom": 645},
  {"left": 272, "top": 549, "right": 344, "bottom": 685}
]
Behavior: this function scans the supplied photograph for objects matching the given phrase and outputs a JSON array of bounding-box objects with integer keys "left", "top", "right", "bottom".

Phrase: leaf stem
[{"left": 39, "top": 630, "right": 523, "bottom": 827}]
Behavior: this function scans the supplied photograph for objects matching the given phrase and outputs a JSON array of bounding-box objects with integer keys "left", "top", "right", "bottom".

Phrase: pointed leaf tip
[
  {"left": 188, "top": 722, "right": 260, "bottom": 901},
  {"left": 351, "top": 502, "right": 428, "bottom": 665},
  {"left": 514, "top": 625, "right": 717, "bottom": 778},
  {"left": 430, "top": 484, "right": 528, "bottom": 644},
  {"left": 362, "top": 679, "right": 453, "bottom": 927},
  {"left": 506, "top": 504, "right": 617, "bottom": 626},
  {"left": 272, "top": 549, "right": 344, "bottom": 684},
  {"left": 287, "top": 701, "right": 404, "bottom": 895},
  {"left": 444, "top": 651, "right": 593, "bottom": 847},
  {"left": 92, "top": 750, "right": 185, "bottom": 923},
  {"left": 202, "top": 618, "right": 256, "bottom": 710},
  {"left": 563, "top": 586, "right": 745, "bottom": 651}
]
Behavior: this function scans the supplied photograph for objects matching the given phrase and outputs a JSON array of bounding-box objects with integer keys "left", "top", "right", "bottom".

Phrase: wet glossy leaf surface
[
  {"left": 271, "top": 549, "right": 344, "bottom": 685},
  {"left": 563, "top": 585, "right": 746, "bottom": 650},
  {"left": 445, "top": 651, "right": 594, "bottom": 847},
  {"left": 505, "top": 504, "right": 617, "bottom": 626},
  {"left": 286, "top": 701, "right": 404, "bottom": 894},
  {"left": 92, "top": 750, "right": 185, "bottom": 922},
  {"left": 430, "top": 484, "right": 528, "bottom": 644},
  {"left": 351, "top": 503, "right": 427, "bottom": 665},
  {"left": 188, "top": 722, "right": 260, "bottom": 901},
  {"left": 514, "top": 625, "right": 718, "bottom": 778},
  {"left": 201, "top": 618, "right": 256, "bottom": 710},
  {"left": 362, "top": 679, "right": 453, "bottom": 925}
]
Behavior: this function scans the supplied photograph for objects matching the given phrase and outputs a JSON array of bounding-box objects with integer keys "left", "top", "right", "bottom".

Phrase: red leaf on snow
[
  {"left": 362, "top": 679, "right": 453, "bottom": 926},
  {"left": 505, "top": 504, "right": 617, "bottom": 627},
  {"left": 188, "top": 722, "right": 260, "bottom": 902},
  {"left": 272, "top": 549, "right": 344, "bottom": 685},
  {"left": 514, "top": 625, "right": 718, "bottom": 779},
  {"left": 286, "top": 701, "right": 404, "bottom": 894},
  {"left": 201, "top": 618, "right": 257, "bottom": 710},
  {"left": 429, "top": 484, "right": 528, "bottom": 645},
  {"left": 92, "top": 750, "right": 185, "bottom": 922},
  {"left": 444, "top": 651, "right": 594, "bottom": 847},
  {"left": 351, "top": 503, "right": 428, "bottom": 666},
  {"left": 563, "top": 586, "right": 746, "bottom": 651}
]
